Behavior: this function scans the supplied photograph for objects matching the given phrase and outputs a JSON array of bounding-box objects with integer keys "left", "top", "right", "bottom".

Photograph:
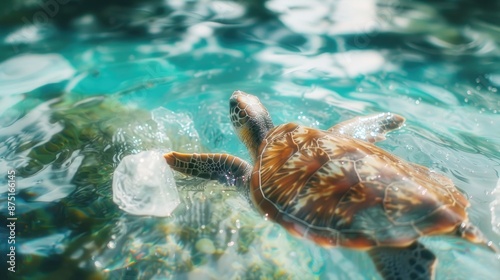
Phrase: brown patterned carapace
[{"left": 251, "top": 122, "right": 470, "bottom": 249}]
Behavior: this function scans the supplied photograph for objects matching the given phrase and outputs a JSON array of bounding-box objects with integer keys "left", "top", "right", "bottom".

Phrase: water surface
[{"left": 1, "top": 0, "right": 499, "bottom": 279}]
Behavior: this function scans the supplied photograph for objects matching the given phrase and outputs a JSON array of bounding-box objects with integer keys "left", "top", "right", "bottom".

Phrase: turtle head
[{"left": 230, "top": 90, "right": 274, "bottom": 162}]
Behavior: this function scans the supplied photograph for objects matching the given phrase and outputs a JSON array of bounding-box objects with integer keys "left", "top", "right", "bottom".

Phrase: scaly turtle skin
[{"left": 165, "top": 90, "right": 495, "bottom": 280}]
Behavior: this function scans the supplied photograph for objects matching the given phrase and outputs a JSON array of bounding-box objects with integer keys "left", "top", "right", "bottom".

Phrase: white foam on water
[
  {"left": 490, "top": 177, "right": 500, "bottom": 235},
  {"left": 112, "top": 150, "right": 180, "bottom": 217},
  {"left": 0, "top": 53, "right": 75, "bottom": 96}
]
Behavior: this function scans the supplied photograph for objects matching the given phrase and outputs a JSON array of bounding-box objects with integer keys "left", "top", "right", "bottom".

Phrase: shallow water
[{"left": 1, "top": 0, "right": 500, "bottom": 279}]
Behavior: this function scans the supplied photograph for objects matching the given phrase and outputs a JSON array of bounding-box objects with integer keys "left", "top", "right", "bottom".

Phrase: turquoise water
[{"left": 1, "top": 0, "right": 500, "bottom": 279}]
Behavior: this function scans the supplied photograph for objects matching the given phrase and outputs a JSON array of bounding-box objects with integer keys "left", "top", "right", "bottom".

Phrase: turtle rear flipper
[
  {"left": 329, "top": 113, "right": 405, "bottom": 143},
  {"left": 368, "top": 242, "right": 437, "bottom": 280},
  {"left": 165, "top": 152, "right": 252, "bottom": 190}
]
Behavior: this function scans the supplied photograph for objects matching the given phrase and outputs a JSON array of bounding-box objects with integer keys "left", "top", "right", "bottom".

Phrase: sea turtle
[{"left": 164, "top": 90, "right": 495, "bottom": 280}]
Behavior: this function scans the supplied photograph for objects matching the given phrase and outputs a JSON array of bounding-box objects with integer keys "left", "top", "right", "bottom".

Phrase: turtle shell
[{"left": 249, "top": 123, "right": 470, "bottom": 249}]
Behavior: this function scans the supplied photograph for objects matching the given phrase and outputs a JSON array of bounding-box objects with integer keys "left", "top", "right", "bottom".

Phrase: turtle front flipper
[
  {"left": 368, "top": 242, "right": 436, "bottom": 280},
  {"left": 329, "top": 112, "right": 405, "bottom": 143},
  {"left": 164, "top": 152, "right": 252, "bottom": 190}
]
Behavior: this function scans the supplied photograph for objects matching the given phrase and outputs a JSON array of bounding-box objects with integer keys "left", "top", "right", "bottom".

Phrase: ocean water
[{"left": 0, "top": 0, "right": 499, "bottom": 279}]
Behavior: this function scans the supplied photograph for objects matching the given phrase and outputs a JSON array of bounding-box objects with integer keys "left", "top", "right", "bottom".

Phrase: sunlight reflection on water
[{"left": 1, "top": 0, "right": 500, "bottom": 279}]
